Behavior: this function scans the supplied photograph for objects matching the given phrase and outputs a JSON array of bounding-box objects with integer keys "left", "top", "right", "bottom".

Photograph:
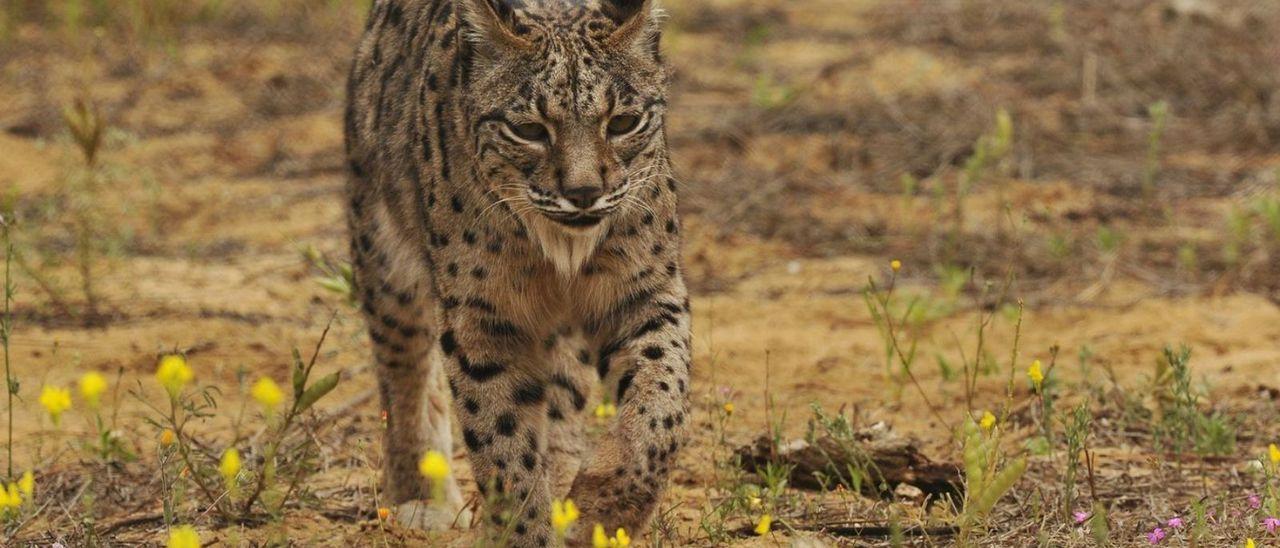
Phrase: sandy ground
[{"left": 2, "top": 0, "right": 1280, "bottom": 545}]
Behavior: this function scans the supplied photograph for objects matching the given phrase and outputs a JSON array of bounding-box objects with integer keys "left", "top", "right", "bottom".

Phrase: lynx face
[{"left": 463, "top": 0, "right": 668, "bottom": 233}]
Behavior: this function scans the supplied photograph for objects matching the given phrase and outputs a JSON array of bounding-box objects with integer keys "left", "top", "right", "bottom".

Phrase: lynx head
[{"left": 459, "top": 0, "right": 668, "bottom": 254}]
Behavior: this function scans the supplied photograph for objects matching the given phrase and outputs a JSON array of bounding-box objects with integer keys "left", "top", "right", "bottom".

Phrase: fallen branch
[{"left": 735, "top": 427, "right": 962, "bottom": 502}]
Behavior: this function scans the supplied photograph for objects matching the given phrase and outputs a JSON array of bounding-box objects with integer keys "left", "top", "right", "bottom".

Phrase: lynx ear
[
  {"left": 460, "top": 0, "right": 532, "bottom": 53},
  {"left": 603, "top": 0, "right": 662, "bottom": 51}
]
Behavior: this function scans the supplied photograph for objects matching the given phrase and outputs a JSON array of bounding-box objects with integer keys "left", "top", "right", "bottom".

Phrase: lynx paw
[{"left": 393, "top": 500, "right": 471, "bottom": 531}]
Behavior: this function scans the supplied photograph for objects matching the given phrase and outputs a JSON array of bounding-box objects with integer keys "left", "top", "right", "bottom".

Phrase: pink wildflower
[
  {"left": 1264, "top": 517, "right": 1280, "bottom": 534},
  {"left": 1146, "top": 527, "right": 1166, "bottom": 544},
  {"left": 1073, "top": 511, "right": 1090, "bottom": 525},
  {"left": 1166, "top": 516, "right": 1184, "bottom": 529},
  {"left": 1250, "top": 494, "right": 1263, "bottom": 510}
]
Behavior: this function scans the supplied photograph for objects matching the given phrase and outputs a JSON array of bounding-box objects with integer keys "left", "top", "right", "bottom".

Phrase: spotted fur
[{"left": 345, "top": 0, "right": 689, "bottom": 544}]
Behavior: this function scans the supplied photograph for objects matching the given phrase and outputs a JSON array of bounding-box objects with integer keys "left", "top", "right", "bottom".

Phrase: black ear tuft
[
  {"left": 460, "top": 0, "right": 532, "bottom": 53},
  {"left": 485, "top": 0, "right": 518, "bottom": 24},
  {"left": 601, "top": 0, "right": 648, "bottom": 25},
  {"left": 603, "top": 0, "right": 658, "bottom": 50}
]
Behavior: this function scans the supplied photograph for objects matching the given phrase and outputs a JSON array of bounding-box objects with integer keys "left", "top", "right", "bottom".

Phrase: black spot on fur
[
  {"left": 440, "top": 331, "right": 459, "bottom": 355},
  {"left": 513, "top": 382, "right": 545, "bottom": 405},
  {"left": 459, "top": 355, "right": 506, "bottom": 382},
  {"left": 551, "top": 374, "right": 587, "bottom": 410},
  {"left": 481, "top": 318, "right": 522, "bottom": 338},
  {"left": 463, "top": 428, "right": 483, "bottom": 451},
  {"left": 496, "top": 413, "right": 517, "bottom": 436},
  {"left": 617, "top": 370, "right": 635, "bottom": 403}
]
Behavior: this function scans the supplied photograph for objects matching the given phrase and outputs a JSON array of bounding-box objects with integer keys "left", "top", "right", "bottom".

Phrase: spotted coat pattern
[{"left": 344, "top": 0, "right": 689, "bottom": 545}]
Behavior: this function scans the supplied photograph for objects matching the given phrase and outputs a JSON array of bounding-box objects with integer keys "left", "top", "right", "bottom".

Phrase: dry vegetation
[{"left": 2, "top": 0, "right": 1280, "bottom": 546}]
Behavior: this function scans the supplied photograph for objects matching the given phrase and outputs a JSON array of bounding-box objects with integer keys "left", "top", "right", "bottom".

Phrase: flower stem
[{"left": 2, "top": 220, "right": 14, "bottom": 480}]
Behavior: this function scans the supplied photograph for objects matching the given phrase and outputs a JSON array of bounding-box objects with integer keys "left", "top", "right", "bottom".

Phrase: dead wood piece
[
  {"left": 735, "top": 431, "right": 962, "bottom": 501},
  {"left": 736, "top": 520, "right": 959, "bottom": 539}
]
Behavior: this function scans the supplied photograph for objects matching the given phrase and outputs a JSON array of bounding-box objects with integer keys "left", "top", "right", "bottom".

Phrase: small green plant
[
  {"left": 78, "top": 368, "right": 134, "bottom": 463},
  {"left": 1061, "top": 402, "right": 1091, "bottom": 519},
  {"left": 1076, "top": 345, "right": 1094, "bottom": 382},
  {"left": 1253, "top": 195, "right": 1280, "bottom": 273},
  {"left": 1177, "top": 243, "right": 1197, "bottom": 276},
  {"left": 1025, "top": 350, "right": 1057, "bottom": 454},
  {"left": 805, "top": 404, "right": 881, "bottom": 495},
  {"left": 1046, "top": 232, "right": 1072, "bottom": 263},
  {"left": 957, "top": 414, "right": 1027, "bottom": 545},
  {"left": 1095, "top": 225, "right": 1123, "bottom": 255},
  {"left": 1143, "top": 100, "right": 1169, "bottom": 201},
  {"left": 1189, "top": 498, "right": 1209, "bottom": 547},
  {"left": 139, "top": 320, "right": 341, "bottom": 528},
  {"left": 749, "top": 73, "right": 797, "bottom": 111},
  {"left": 300, "top": 243, "right": 356, "bottom": 307},
  {"left": 864, "top": 264, "right": 947, "bottom": 427},
  {"left": 1151, "top": 346, "right": 1235, "bottom": 456},
  {"left": 62, "top": 98, "right": 108, "bottom": 320},
  {"left": 900, "top": 173, "right": 918, "bottom": 207},
  {"left": 936, "top": 354, "right": 958, "bottom": 382},
  {"left": 1087, "top": 501, "right": 1110, "bottom": 546},
  {"left": 1222, "top": 206, "right": 1252, "bottom": 268},
  {"left": 954, "top": 108, "right": 1013, "bottom": 236}
]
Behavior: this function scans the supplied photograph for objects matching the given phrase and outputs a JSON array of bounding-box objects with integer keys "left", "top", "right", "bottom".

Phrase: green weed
[
  {"left": 1151, "top": 346, "right": 1235, "bottom": 456},
  {"left": 1142, "top": 100, "right": 1169, "bottom": 201}
]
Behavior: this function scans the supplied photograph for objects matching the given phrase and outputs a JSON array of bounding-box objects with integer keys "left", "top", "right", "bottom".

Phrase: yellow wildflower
[
  {"left": 1269, "top": 443, "right": 1280, "bottom": 465},
  {"left": 18, "top": 471, "right": 33, "bottom": 500},
  {"left": 723, "top": 402, "right": 735, "bottom": 416},
  {"left": 0, "top": 482, "right": 18, "bottom": 509},
  {"left": 979, "top": 411, "right": 996, "bottom": 431},
  {"left": 167, "top": 525, "right": 201, "bottom": 548},
  {"left": 419, "top": 450, "right": 450, "bottom": 481},
  {"left": 552, "top": 499, "right": 580, "bottom": 537},
  {"left": 156, "top": 355, "right": 193, "bottom": 399},
  {"left": 755, "top": 514, "right": 773, "bottom": 535},
  {"left": 377, "top": 507, "right": 390, "bottom": 521},
  {"left": 160, "top": 429, "right": 177, "bottom": 447},
  {"left": 1246, "top": 539, "right": 1255, "bottom": 548},
  {"left": 590, "top": 524, "right": 631, "bottom": 547},
  {"left": 219, "top": 448, "right": 241, "bottom": 488},
  {"left": 39, "top": 386, "right": 72, "bottom": 426},
  {"left": 1027, "top": 360, "right": 1044, "bottom": 392},
  {"left": 79, "top": 371, "right": 108, "bottom": 408},
  {"left": 251, "top": 377, "right": 285, "bottom": 412},
  {"left": 594, "top": 402, "right": 617, "bottom": 420},
  {"left": 890, "top": 259, "right": 902, "bottom": 272}
]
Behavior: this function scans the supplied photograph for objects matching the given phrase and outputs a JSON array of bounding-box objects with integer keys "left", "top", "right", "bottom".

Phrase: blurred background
[{"left": 2, "top": 0, "right": 1280, "bottom": 545}]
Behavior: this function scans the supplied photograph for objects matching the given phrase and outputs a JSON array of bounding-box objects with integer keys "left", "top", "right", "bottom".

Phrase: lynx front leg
[
  {"left": 569, "top": 290, "right": 692, "bottom": 541},
  {"left": 440, "top": 322, "right": 556, "bottom": 548},
  {"left": 352, "top": 227, "right": 466, "bottom": 528}
]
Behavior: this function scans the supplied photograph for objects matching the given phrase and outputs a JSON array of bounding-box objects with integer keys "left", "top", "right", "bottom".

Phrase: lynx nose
[{"left": 563, "top": 186, "right": 603, "bottom": 210}]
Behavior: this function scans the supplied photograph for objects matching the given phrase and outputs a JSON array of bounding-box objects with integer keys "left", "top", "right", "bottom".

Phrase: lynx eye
[
  {"left": 606, "top": 114, "right": 642, "bottom": 136},
  {"left": 509, "top": 122, "right": 549, "bottom": 142}
]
